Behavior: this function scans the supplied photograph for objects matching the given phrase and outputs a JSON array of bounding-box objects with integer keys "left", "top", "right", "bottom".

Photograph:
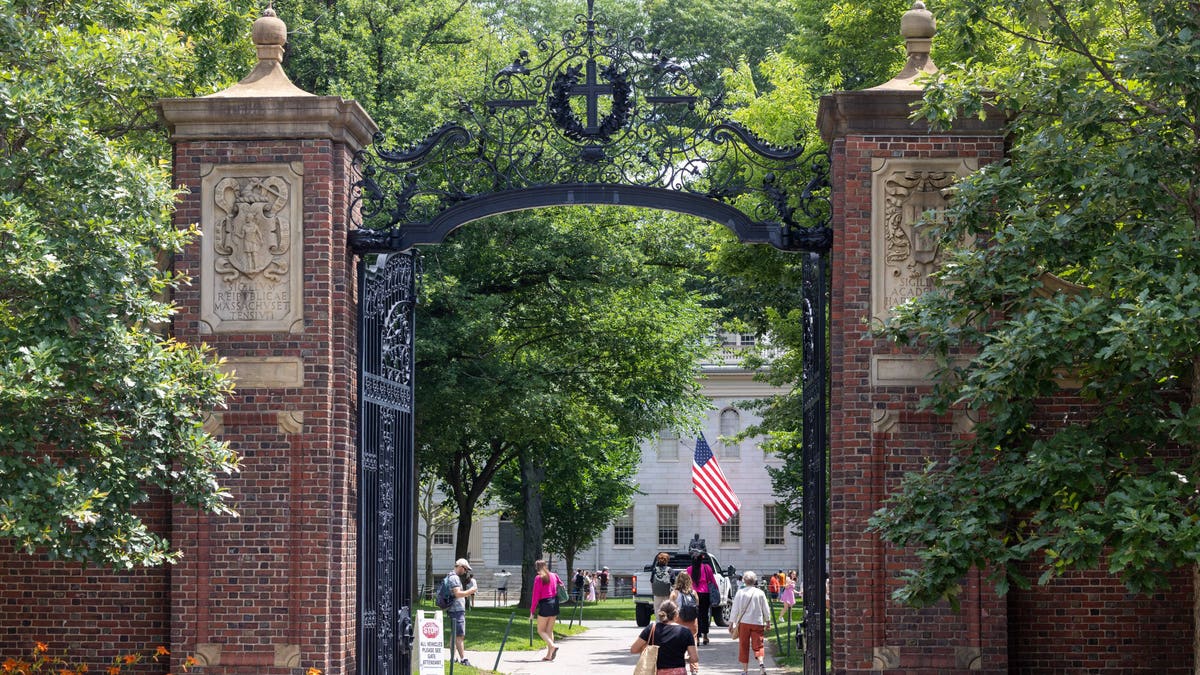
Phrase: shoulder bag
[
  {"left": 555, "top": 574, "right": 570, "bottom": 603},
  {"left": 729, "top": 592, "right": 749, "bottom": 640},
  {"left": 632, "top": 623, "right": 658, "bottom": 675}
]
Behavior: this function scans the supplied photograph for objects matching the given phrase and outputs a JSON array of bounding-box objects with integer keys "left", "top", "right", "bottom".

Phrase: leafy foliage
[
  {"left": 0, "top": 0, "right": 251, "bottom": 566},
  {"left": 869, "top": 0, "right": 1200, "bottom": 607},
  {"left": 415, "top": 207, "right": 716, "bottom": 558}
]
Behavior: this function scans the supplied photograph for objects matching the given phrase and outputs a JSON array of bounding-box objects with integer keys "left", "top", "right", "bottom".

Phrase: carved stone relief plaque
[
  {"left": 200, "top": 162, "right": 304, "bottom": 333},
  {"left": 871, "top": 157, "right": 977, "bottom": 323}
]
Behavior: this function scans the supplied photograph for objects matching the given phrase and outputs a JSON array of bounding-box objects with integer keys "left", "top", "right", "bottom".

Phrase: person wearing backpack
[
  {"left": 442, "top": 559, "right": 478, "bottom": 667},
  {"left": 651, "top": 551, "right": 673, "bottom": 612},
  {"left": 669, "top": 571, "right": 700, "bottom": 638}
]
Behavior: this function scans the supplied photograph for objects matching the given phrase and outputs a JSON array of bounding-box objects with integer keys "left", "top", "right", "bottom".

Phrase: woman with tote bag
[{"left": 630, "top": 600, "right": 699, "bottom": 675}]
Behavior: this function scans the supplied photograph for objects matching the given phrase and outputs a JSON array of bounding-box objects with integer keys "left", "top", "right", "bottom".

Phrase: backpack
[
  {"left": 678, "top": 591, "right": 698, "bottom": 621},
  {"left": 435, "top": 574, "right": 455, "bottom": 610}
]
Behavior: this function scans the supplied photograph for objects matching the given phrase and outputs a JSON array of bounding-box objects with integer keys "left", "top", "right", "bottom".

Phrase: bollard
[{"left": 493, "top": 611, "right": 517, "bottom": 672}]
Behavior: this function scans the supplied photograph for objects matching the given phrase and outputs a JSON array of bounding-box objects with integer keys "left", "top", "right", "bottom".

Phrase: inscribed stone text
[{"left": 213, "top": 284, "right": 291, "bottom": 321}]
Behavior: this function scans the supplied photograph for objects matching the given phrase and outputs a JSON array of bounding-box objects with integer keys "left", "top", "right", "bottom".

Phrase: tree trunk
[
  {"left": 422, "top": 522, "right": 434, "bottom": 593},
  {"left": 454, "top": 506, "right": 474, "bottom": 563},
  {"left": 518, "top": 449, "right": 547, "bottom": 611}
]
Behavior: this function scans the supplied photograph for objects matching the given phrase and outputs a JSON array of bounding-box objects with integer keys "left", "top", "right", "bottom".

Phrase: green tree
[
  {"left": 0, "top": 0, "right": 253, "bottom": 566},
  {"left": 493, "top": 431, "right": 641, "bottom": 575},
  {"left": 868, "top": 0, "right": 1200, "bottom": 609},
  {"left": 415, "top": 207, "right": 715, "bottom": 605}
]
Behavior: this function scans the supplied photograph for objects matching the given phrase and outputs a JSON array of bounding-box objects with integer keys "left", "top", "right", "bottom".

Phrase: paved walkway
[{"left": 457, "top": 620, "right": 790, "bottom": 674}]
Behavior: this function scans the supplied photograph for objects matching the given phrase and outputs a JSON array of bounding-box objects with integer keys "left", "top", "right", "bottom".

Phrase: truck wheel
[
  {"left": 711, "top": 603, "right": 727, "bottom": 627},
  {"left": 635, "top": 601, "right": 653, "bottom": 627}
]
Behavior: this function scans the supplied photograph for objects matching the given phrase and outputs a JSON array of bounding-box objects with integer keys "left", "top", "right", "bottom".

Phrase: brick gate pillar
[
  {"left": 159, "top": 10, "right": 375, "bottom": 675},
  {"left": 817, "top": 3, "right": 1007, "bottom": 672}
]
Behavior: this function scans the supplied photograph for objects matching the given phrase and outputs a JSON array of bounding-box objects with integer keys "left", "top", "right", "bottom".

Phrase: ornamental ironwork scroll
[{"left": 349, "top": 0, "right": 830, "bottom": 254}]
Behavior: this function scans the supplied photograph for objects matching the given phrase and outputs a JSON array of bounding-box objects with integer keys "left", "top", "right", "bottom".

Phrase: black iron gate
[
  {"left": 350, "top": 1, "right": 832, "bottom": 672},
  {"left": 356, "top": 251, "right": 418, "bottom": 674}
]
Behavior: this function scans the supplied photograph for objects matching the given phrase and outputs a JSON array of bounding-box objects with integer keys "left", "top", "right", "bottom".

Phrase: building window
[
  {"left": 720, "top": 409, "right": 741, "bottom": 459},
  {"left": 764, "top": 505, "right": 784, "bottom": 546},
  {"left": 657, "top": 429, "right": 679, "bottom": 461},
  {"left": 432, "top": 522, "right": 454, "bottom": 546},
  {"left": 614, "top": 507, "right": 634, "bottom": 546},
  {"left": 657, "top": 505, "right": 679, "bottom": 547},
  {"left": 720, "top": 513, "right": 740, "bottom": 545}
]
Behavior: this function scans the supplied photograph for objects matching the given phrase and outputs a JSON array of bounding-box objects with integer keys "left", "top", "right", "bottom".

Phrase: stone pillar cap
[
  {"left": 869, "top": 1, "right": 939, "bottom": 91},
  {"left": 205, "top": 5, "right": 313, "bottom": 98}
]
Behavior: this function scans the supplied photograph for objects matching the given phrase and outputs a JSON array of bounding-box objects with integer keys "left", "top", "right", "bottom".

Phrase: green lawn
[
  {"left": 765, "top": 601, "right": 832, "bottom": 673},
  {"left": 413, "top": 598, "right": 637, "bottom": 673}
]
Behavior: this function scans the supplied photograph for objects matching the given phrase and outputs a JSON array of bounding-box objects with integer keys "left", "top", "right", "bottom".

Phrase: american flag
[{"left": 692, "top": 433, "right": 741, "bottom": 524}]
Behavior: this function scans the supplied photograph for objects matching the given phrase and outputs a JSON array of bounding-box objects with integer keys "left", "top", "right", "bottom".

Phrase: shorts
[
  {"left": 536, "top": 598, "right": 560, "bottom": 617},
  {"left": 449, "top": 611, "right": 466, "bottom": 636}
]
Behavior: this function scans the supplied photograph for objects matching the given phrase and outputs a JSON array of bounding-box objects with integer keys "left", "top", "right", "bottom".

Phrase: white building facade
[{"left": 418, "top": 338, "right": 802, "bottom": 600}]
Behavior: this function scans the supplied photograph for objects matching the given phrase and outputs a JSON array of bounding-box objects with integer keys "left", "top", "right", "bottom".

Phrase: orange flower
[
  {"left": 306, "top": 668, "right": 322, "bottom": 675},
  {"left": 154, "top": 648, "right": 170, "bottom": 658},
  {"left": 78, "top": 666, "right": 88, "bottom": 673},
  {"left": 121, "top": 655, "right": 137, "bottom": 666},
  {"left": 59, "top": 669, "right": 73, "bottom": 675},
  {"left": 34, "top": 644, "right": 48, "bottom": 655},
  {"left": 106, "top": 666, "right": 120, "bottom": 675},
  {"left": 3, "top": 658, "right": 19, "bottom": 673}
]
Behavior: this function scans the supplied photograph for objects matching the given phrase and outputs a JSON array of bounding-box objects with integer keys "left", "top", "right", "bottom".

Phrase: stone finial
[
  {"left": 869, "top": 0, "right": 939, "bottom": 91},
  {"left": 206, "top": 5, "right": 313, "bottom": 98},
  {"left": 252, "top": 6, "right": 288, "bottom": 52},
  {"left": 900, "top": 1, "right": 936, "bottom": 39}
]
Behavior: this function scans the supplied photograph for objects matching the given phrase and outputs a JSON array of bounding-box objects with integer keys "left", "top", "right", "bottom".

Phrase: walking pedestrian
[
  {"left": 446, "top": 558, "right": 478, "bottom": 667},
  {"left": 651, "top": 552, "right": 673, "bottom": 613},
  {"left": 688, "top": 551, "right": 718, "bottom": 645},
  {"left": 728, "top": 571, "right": 771, "bottom": 675},
  {"left": 630, "top": 600, "right": 700, "bottom": 675},
  {"left": 778, "top": 570, "right": 797, "bottom": 622},
  {"left": 597, "top": 566, "right": 610, "bottom": 601},
  {"left": 669, "top": 571, "right": 700, "bottom": 638},
  {"left": 529, "top": 559, "right": 562, "bottom": 661}
]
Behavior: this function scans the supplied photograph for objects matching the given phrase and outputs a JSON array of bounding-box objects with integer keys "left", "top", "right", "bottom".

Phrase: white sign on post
[{"left": 417, "top": 610, "right": 445, "bottom": 675}]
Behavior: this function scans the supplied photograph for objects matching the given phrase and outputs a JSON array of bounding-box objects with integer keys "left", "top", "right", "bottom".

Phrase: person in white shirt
[{"left": 726, "top": 571, "right": 771, "bottom": 675}]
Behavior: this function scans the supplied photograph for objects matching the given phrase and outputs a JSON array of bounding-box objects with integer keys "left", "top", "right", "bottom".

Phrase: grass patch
[
  {"left": 765, "top": 601, "right": 832, "bottom": 673},
  {"left": 410, "top": 598, "right": 638, "bottom": 673}
]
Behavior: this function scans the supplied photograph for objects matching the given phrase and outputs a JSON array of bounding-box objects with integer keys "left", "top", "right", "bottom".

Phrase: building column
[{"left": 159, "top": 9, "right": 376, "bottom": 675}]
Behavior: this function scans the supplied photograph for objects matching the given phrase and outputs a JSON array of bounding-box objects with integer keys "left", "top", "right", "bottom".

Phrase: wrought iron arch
[
  {"left": 350, "top": 1, "right": 831, "bottom": 673},
  {"left": 348, "top": 0, "right": 831, "bottom": 254}
]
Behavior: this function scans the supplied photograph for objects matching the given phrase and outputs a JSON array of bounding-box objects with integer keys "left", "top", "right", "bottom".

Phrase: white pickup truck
[{"left": 632, "top": 551, "right": 737, "bottom": 627}]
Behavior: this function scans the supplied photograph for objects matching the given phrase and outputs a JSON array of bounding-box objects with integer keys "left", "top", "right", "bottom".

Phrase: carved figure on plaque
[
  {"left": 213, "top": 176, "right": 291, "bottom": 282},
  {"left": 882, "top": 170, "right": 957, "bottom": 309}
]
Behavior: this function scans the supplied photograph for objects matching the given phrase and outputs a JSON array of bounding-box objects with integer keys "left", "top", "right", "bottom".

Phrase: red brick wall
[
  {"left": 1008, "top": 566, "right": 1192, "bottom": 673},
  {"left": 0, "top": 133, "right": 359, "bottom": 674},
  {"left": 166, "top": 137, "right": 359, "bottom": 675},
  {"left": 0, "top": 499, "right": 171, "bottom": 674},
  {"left": 828, "top": 129, "right": 1009, "bottom": 673},
  {"left": 825, "top": 115, "right": 1194, "bottom": 671}
]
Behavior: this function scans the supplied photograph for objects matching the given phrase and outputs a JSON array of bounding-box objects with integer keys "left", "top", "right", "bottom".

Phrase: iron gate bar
[{"left": 801, "top": 251, "right": 829, "bottom": 673}]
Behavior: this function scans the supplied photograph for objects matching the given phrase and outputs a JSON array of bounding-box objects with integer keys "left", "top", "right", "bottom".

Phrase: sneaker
[{"left": 459, "top": 659, "right": 471, "bottom": 667}]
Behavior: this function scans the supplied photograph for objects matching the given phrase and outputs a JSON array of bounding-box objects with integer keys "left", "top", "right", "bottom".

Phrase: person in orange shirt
[{"left": 767, "top": 571, "right": 781, "bottom": 600}]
